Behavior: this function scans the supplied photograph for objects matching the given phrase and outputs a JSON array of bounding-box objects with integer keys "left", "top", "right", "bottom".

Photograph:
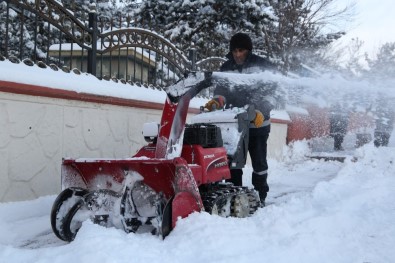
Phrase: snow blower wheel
[
  {"left": 50, "top": 187, "right": 88, "bottom": 241},
  {"left": 61, "top": 198, "right": 86, "bottom": 242}
]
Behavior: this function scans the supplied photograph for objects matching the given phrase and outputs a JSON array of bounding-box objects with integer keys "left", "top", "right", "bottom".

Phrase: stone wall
[{"left": 0, "top": 91, "right": 162, "bottom": 202}]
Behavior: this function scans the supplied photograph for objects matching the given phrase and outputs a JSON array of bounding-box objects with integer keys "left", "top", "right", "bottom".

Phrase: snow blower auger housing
[{"left": 51, "top": 72, "right": 260, "bottom": 242}]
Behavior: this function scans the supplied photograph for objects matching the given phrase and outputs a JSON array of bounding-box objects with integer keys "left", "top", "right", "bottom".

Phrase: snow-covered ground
[
  {"left": 0, "top": 138, "right": 394, "bottom": 263},
  {"left": 1, "top": 56, "right": 395, "bottom": 262}
]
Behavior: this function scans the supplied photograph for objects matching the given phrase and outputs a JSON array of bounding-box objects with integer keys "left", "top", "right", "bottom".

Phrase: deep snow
[
  {"left": 1, "top": 57, "right": 395, "bottom": 262},
  {"left": 0, "top": 139, "right": 394, "bottom": 263}
]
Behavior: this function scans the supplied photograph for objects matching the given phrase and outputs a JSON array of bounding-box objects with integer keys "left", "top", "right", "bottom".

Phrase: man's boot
[{"left": 252, "top": 173, "right": 269, "bottom": 207}]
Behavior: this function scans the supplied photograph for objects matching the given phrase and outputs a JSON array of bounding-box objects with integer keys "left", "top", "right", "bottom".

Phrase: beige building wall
[{"left": 0, "top": 91, "right": 161, "bottom": 202}]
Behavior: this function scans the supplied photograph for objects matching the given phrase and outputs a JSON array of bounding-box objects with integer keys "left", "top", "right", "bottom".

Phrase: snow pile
[{"left": 0, "top": 141, "right": 394, "bottom": 263}]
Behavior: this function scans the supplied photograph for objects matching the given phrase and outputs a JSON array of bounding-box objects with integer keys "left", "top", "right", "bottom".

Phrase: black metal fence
[{"left": 0, "top": 0, "right": 225, "bottom": 88}]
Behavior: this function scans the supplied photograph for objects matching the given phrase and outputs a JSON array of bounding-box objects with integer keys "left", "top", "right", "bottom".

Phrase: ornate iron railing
[{"left": 0, "top": 0, "right": 225, "bottom": 88}]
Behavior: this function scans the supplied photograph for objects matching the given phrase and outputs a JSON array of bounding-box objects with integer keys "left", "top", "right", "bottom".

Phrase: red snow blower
[{"left": 51, "top": 72, "right": 260, "bottom": 242}]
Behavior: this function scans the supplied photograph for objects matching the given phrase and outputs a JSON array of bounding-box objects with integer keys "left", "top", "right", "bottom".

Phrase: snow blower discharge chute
[{"left": 51, "top": 72, "right": 261, "bottom": 242}]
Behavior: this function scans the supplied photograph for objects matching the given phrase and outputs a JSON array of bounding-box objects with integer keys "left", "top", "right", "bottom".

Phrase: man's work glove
[
  {"left": 252, "top": 110, "right": 264, "bottom": 127},
  {"left": 205, "top": 95, "right": 226, "bottom": 111}
]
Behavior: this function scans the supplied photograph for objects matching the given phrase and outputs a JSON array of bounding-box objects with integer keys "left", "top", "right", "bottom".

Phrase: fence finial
[{"left": 89, "top": 1, "right": 97, "bottom": 13}]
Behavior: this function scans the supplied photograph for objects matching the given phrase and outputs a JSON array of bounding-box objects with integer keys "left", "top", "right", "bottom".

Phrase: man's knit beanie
[{"left": 229, "top": 33, "right": 253, "bottom": 52}]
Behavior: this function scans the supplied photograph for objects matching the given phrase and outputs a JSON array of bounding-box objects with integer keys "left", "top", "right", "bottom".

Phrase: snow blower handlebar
[{"left": 156, "top": 72, "right": 214, "bottom": 159}]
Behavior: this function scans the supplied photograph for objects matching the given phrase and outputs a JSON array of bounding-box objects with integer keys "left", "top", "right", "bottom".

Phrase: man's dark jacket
[{"left": 214, "top": 52, "right": 277, "bottom": 132}]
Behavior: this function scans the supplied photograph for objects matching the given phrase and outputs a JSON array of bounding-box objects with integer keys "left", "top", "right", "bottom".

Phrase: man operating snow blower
[{"left": 205, "top": 33, "right": 277, "bottom": 206}]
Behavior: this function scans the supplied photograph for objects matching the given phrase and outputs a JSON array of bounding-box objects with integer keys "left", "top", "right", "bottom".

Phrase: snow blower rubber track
[{"left": 201, "top": 183, "right": 260, "bottom": 217}]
